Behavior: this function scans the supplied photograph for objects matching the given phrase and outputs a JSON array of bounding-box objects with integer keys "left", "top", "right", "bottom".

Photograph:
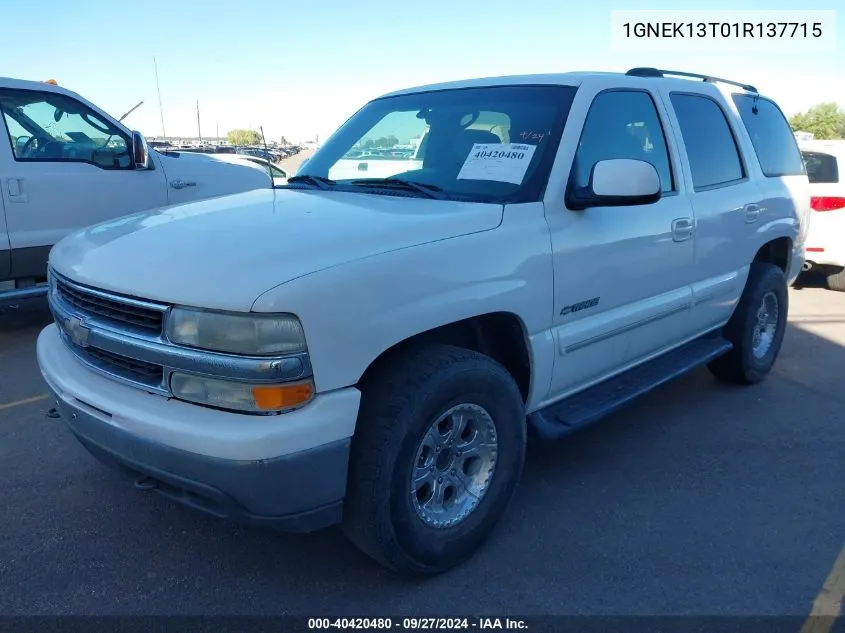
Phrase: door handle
[
  {"left": 6, "top": 178, "right": 27, "bottom": 203},
  {"left": 671, "top": 217, "right": 694, "bottom": 242},
  {"left": 169, "top": 179, "right": 197, "bottom": 190},
  {"left": 744, "top": 204, "right": 763, "bottom": 223}
]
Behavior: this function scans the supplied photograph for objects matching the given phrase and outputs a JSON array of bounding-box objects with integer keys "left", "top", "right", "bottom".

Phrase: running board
[
  {"left": 0, "top": 285, "right": 48, "bottom": 305},
  {"left": 528, "top": 334, "right": 733, "bottom": 440}
]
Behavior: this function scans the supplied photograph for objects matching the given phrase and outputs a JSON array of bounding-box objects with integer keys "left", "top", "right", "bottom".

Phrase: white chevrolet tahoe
[
  {"left": 0, "top": 77, "right": 271, "bottom": 305},
  {"left": 36, "top": 68, "right": 809, "bottom": 575}
]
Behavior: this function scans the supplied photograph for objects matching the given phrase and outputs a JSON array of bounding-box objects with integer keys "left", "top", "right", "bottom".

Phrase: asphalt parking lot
[{"left": 1, "top": 280, "right": 844, "bottom": 622}]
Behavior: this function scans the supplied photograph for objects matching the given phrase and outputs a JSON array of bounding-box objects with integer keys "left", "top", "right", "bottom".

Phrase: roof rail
[{"left": 625, "top": 67, "right": 758, "bottom": 93}]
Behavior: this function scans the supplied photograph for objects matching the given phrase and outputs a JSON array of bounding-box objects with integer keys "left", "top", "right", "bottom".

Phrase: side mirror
[
  {"left": 131, "top": 131, "right": 151, "bottom": 170},
  {"left": 567, "top": 158, "right": 661, "bottom": 210}
]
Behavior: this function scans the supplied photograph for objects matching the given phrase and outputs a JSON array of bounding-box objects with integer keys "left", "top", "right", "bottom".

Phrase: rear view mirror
[
  {"left": 567, "top": 158, "right": 661, "bottom": 210},
  {"left": 132, "top": 131, "right": 151, "bottom": 170}
]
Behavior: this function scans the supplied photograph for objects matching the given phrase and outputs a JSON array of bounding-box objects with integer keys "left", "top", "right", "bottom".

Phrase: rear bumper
[{"left": 804, "top": 213, "right": 845, "bottom": 268}]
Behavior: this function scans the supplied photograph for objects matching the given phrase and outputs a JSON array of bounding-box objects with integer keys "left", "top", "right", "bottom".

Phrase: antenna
[
  {"left": 196, "top": 99, "right": 202, "bottom": 143},
  {"left": 153, "top": 56, "right": 167, "bottom": 139},
  {"left": 118, "top": 101, "right": 144, "bottom": 122},
  {"left": 259, "top": 126, "right": 273, "bottom": 186}
]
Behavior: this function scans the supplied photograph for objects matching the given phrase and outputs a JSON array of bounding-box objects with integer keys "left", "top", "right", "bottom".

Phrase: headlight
[
  {"left": 166, "top": 308, "right": 306, "bottom": 356},
  {"left": 170, "top": 373, "right": 314, "bottom": 413}
]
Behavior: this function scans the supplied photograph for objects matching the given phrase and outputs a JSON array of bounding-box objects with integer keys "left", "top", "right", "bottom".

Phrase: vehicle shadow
[{"left": 0, "top": 297, "right": 53, "bottom": 401}]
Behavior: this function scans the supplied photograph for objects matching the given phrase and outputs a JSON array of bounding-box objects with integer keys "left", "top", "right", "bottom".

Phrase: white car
[
  {"left": 798, "top": 139, "right": 845, "bottom": 290},
  {"left": 37, "top": 67, "right": 807, "bottom": 575},
  {"left": 0, "top": 77, "right": 270, "bottom": 304}
]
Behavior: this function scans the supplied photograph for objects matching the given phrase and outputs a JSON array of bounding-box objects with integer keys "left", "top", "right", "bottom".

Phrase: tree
[
  {"left": 372, "top": 135, "right": 399, "bottom": 148},
  {"left": 227, "top": 129, "right": 262, "bottom": 146},
  {"left": 788, "top": 103, "right": 845, "bottom": 140}
]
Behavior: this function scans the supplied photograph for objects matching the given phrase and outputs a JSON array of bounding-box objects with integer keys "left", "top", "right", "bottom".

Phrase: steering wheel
[{"left": 20, "top": 136, "right": 41, "bottom": 157}]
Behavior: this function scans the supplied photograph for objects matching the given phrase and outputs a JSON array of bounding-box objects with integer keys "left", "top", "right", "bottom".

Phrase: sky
[{"left": 0, "top": 0, "right": 841, "bottom": 144}]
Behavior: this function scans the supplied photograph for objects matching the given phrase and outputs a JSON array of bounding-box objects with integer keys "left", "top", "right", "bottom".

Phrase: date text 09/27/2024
[
  {"left": 621, "top": 22, "right": 823, "bottom": 38},
  {"left": 307, "top": 618, "right": 529, "bottom": 630}
]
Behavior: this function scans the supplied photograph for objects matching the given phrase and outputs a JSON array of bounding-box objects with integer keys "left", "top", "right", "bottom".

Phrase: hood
[{"left": 49, "top": 188, "right": 503, "bottom": 311}]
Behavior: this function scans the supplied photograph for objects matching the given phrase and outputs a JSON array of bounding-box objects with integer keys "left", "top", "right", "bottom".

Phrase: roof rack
[{"left": 625, "top": 68, "right": 757, "bottom": 93}]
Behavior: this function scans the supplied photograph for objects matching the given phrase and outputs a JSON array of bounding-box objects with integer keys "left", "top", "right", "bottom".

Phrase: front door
[
  {"left": 0, "top": 88, "right": 167, "bottom": 279},
  {"left": 542, "top": 86, "right": 697, "bottom": 401}
]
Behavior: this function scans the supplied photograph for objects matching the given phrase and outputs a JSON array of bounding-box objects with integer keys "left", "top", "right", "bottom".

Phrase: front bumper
[{"left": 37, "top": 323, "right": 361, "bottom": 531}]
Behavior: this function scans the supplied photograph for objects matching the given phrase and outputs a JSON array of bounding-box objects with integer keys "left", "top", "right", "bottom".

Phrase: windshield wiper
[
  {"left": 348, "top": 177, "right": 445, "bottom": 199},
  {"left": 285, "top": 175, "right": 335, "bottom": 190}
]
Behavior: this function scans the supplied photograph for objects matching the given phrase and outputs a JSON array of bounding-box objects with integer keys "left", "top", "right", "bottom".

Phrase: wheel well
[
  {"left": 753, "top": 237, "right": 791, "bottom": 272},
  {"left": 358, "top": 313, "right": 532, "bottom": 403}
]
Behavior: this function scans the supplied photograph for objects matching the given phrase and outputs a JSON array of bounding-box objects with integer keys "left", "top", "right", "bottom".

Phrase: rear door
[{"left": 658, "top": 88, "right": 765, "bottom": 334}]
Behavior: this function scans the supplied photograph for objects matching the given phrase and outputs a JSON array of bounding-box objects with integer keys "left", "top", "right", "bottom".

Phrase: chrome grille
[
  {"left": 84, "top": 347, "right": 164, "bottom": 384},
  {"left": 55, "top": 277, "right": 165, "bottom": 334},
  {"left": 64, "top": 336, "right": 165, "bottom": 389}
]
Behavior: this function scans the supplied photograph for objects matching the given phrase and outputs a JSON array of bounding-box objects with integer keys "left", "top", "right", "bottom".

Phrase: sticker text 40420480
[
  {"left": 457, "top": 142, "right": 538, "bottom": 185},
  {"left": 472, "top": 148, "right": 527, "bottom": 161}
]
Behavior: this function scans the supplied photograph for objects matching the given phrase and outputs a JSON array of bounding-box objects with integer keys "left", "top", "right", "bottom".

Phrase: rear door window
[
  {"left": 732, "top": 94, "right": 805, "bottom": 177},
  {"left": 802, "top": 151, "right": 839, "bottom": 184},
  {"left": 670, "top": 93, "right": 744, "bottom": 190}
]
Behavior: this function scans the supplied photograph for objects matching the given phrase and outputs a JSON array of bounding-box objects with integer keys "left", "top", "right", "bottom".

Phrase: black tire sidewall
[
  {"left": 387, "top": 363, "right": 526, "bottom": 571},
  {"left": 733, "top": 265, "right": 788, "bottom": 380}
]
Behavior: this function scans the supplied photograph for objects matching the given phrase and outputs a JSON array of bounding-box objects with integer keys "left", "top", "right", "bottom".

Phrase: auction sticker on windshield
[{"left": 457, "top": 143, "right": 537, "bottom": 185}]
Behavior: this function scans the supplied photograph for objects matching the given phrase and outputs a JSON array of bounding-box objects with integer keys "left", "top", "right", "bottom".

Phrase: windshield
[{"left": 295, "top": 84, "right": 577, "bottom": 203}]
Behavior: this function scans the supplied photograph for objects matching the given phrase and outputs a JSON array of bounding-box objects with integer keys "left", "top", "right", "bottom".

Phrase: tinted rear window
[
  {"left": 802, "top": 151, "right": 839, "bottom": 184},
  {"left": 732, "top": 94, "right": 805, "bottom": 177}
]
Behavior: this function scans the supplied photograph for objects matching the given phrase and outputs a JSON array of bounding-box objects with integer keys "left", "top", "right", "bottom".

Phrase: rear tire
[
  {"left": 342, "top": 344, "right": 526, "bottom": 576},
  {"left": 825, "top": 267, "right": 845, "bottom": 292},
  {"left": 708, "top": 262, "right": 788, "bottom": 385}
]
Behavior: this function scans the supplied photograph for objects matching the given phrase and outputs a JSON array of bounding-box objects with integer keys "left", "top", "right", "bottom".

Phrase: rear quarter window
[
  {"left": 732, "top": 94, "right": 805, "bottom": 177},
  {"left": 801, "top": 151, "right": 839, "bottom": 184}
]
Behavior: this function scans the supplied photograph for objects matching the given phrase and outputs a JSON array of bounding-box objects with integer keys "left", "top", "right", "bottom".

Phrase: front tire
[
  {"left": 342, "top": 344, "right": 527, "bottom": 575},
  {"left": 708, "top": 262, "right": 788, "bottom": 384}
]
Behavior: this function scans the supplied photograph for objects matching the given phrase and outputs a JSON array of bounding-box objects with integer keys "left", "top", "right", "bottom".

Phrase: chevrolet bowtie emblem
[{"left": 65, "top": 315, "right": 90, "bottom": 348}]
